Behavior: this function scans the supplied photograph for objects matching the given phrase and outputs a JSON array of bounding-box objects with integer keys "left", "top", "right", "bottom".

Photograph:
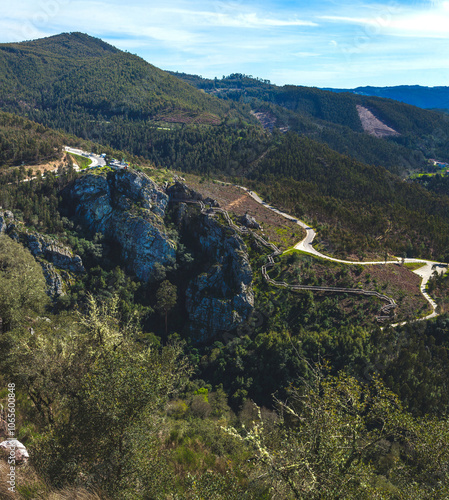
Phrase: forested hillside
[
  {"left": 0, "top": 33, "right": 233, "bottom": 122},
  {"left": 171, "top": 72, "right": 449, "bottom": 174},
  {"left": 247, "top": 132, "right": 449, "bottom": 260},
  {"left": 0, "top": 112, "right": 66, "bottom": 167},
  {"left": 1, "top": 33, "right": 449, "bottom": 499},
  {"left": 2, "top": 33, "right": 449, "bottom": 179},
  {"left": 0, "top": 159, "right": 448, "bottom": 499}
]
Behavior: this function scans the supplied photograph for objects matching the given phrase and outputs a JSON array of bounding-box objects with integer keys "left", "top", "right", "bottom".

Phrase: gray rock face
[
  {"left": 240, "top": 213, "right": 260, "bottom": 229},
  {"left": 0, "top": 212, "right": 83, "bottom": 298},
  {"left": 166, "top": 181, "right": 203, "bottom": 202},
  {"left": 0, "top": 211, "right": 14, "bottom": 233},
  {"left": 68, "top": 170, "right": 176, "bottom": 281},
  {"left": 204, "top": 197, "right": 220, "bottom": 208},
  {"left": 109, "top": 169, "right": 169, "bottom": 217},
  {"left": 24, "top": 234, "right": 85, "bottom": 273},
  {"left": 41, "top": 262, "right": 65, "bottom": 298},
  {"left": 185, "top": 213, "right": 254, "bottom": 341}
]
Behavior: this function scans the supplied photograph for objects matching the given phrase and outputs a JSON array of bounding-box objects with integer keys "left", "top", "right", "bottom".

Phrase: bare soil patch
[
  {"left": 356, "top": 105, "right": 400, "bottom": 138},
  {"left": 250, "top": 110, "right": 288, "bottom": 133},
  {"left": 12, "top": 152, "right": 71, "bottom": 177},
  {"left": 184, "top": 175, "right": 305, "bottom": 250}
]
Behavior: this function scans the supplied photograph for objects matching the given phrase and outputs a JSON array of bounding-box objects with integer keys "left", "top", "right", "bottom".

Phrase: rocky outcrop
[
  {"left": 41, "top": 262, "right": 65, "bottom": 298},
  {"left": 109, "top": 169, "right": 169, "bottom": 217},
  {"left": 24, "top": 234, "right": 85, "bottom": 273},
  {"left": 240, "top": 213, "right": 260, "bottom": 229},
  {"left": 0, "top": 212, "right": 81, "bottom": 298},
  {"left": 0, "top": 211, "right": 14, "bottom": 234},
  {"left": 67, "top": 170, "right": 176, "bottom": 281},
  {"left": 20, "top": 233, "right": 84, "bottom": 297},
  {"left": 166, "top": 181, "right": 203, "bottom": 202},
  {"left": 204, "top": 197, "right": 219, "bottom": 208},
  {"left": 185, "top": 213, "right": 254, "bottom": 341},
  {"left": 0, "top": 439, "right": 29, "bottom": 464}
]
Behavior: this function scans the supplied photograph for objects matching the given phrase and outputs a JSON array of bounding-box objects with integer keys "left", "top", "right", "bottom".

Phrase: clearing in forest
[{"left": 357, "top": 105, "right": 400, "bottom": 138}]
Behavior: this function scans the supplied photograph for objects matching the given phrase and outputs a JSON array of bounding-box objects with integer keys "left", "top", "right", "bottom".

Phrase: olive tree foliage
[
  {"left": 223, "top": 363, "right": 449, "bottom": 499},
  {"left": 2, "top": 294, "right": 192, "bottom": 497},
  {"left": 0, "top": 235, "right": 49, "bottom": 330}
]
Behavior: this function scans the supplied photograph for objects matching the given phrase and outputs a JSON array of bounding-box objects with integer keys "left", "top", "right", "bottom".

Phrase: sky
[{"left": 1, "top": 0, "right": 448, "bottom": 88}]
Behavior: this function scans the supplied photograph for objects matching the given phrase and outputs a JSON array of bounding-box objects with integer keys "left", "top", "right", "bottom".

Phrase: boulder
[
  {"left": 0, "top": 439, "right": 29, "bottom": 464},
  {"left": 166, "top": 181, "right": 203, "bottom": 202},
  {"left": 204, "top": 197, "right": 219, "bottom": 208},
  {"left": 240, "top": 213, "right": 260, "bottom": 229}
]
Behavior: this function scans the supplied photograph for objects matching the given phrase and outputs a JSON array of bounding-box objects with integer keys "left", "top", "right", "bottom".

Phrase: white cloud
[
  {"left": 168, "top": 9, "right": 318, "bottom": 28},
  {"left": 320, "top": 1, "right": 449, "bottom": 39},
  {"left": 0, "top": 0, "right": 448, "bottom": 87},
  {"left": 292, "top": 51, "right": 321, "bottom": 57}
]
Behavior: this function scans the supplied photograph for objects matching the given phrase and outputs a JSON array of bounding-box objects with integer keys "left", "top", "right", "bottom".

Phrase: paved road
[
  {"left": 235, "top": 185, "right": 447, "bottom": 323},
  {"left": 64, "top": 146, "right": 106, "bottom": 169}
]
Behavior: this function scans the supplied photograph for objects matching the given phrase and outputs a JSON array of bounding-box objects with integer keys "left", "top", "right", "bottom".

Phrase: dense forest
[
  {"left": 0, "top": 161, "right": 449, "bottom": 498},
  {"left": 1, "top": 32, "right": 449, "bottom": 499},
  {"left": 2, "top": 33, "right": 449, "bottom": 178},
  {"left": 246, "top": 132, "right": 449, "bottom": 260},
  {"left": 171, "top": 72, "right": 449, "bottom": 173},
  {"left": 0, "top": 112, "right": 65, "bottom": 167}
]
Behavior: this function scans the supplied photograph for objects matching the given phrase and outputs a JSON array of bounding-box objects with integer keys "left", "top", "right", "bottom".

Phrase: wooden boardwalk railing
[{"left": 171, "top": 198, "right": 396, "bottom": 322}]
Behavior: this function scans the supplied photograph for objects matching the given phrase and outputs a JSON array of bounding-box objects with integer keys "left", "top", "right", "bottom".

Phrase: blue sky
[{"left": 1, "top": 0, "right": 448, "bottom": 87}]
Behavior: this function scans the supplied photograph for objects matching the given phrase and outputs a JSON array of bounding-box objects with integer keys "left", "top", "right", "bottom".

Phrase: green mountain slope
[
  {"left": 0, "top": 32, "right": 238, "bottom": 127},
  {"left": 0, "top": 111, "right": 66, "bottom": 167},
  {"left": 0, "top": 33, "right": 270, "bottom": 172},
  {"left": 4, "top": 33, "right": 449, "bottom": 179},
  {"left": 0, "top": 110, "right": 151, "bottom": 171},
  {"left": 248, "top": 132, "right": 449, "bottom": 260},
  {"left": 170, "top": 72, "right": 449, "bottom": 175}
]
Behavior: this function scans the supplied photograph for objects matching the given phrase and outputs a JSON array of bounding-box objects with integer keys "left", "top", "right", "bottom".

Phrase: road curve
[
  {"left": 235, "top": 185, "right": 447, "bottom": 323},
  {"left": 64, "top": 146, "right": 106, "bottom": 169}
]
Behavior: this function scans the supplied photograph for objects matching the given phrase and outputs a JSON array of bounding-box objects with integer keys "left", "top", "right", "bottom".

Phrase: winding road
[
  {"left": 235, "top": 186, "right": 447, "bottom": 324},
  {"left": 64, "top": 147, "right": 106, "bottom": 169},
  {"left": 56, "top": 148, "right": 446, "bottom": 325}
]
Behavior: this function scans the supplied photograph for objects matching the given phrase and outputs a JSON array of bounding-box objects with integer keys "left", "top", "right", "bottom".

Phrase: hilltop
[
  {"left": 0, "top": 32, "right": 239, "bottom": 128},
  {"left": 2, "top": 33, "right": 449, "bottom": 179}
]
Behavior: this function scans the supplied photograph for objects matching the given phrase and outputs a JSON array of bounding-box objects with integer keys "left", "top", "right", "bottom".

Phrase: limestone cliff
[
  {"left": 24, "top": 233, "right": 85, "bottom": 273},
  {"left": 184, "top": 211, "right": 254, "bottom": 341},
  {"left": 67, "top": 170, "right": 176, "bottom": 281}
]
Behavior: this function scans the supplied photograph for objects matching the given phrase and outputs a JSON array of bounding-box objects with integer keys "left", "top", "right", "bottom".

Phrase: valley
[{"left": 1, "top": 32, "right": 449, "bottom": 500}]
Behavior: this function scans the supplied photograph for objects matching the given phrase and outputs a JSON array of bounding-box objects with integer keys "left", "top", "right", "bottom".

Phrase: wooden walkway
[{"left": 173, "top": 198, "right": 396, "bottom": 322}]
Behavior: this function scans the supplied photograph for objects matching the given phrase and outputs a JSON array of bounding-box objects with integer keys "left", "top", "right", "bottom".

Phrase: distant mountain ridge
[
  {"left": 323, "top": 85, "right": 449, "bottom": 111},
  {"left": 3, "top": 32, "right": 449, "bottom": 178},
  {"left": 170, "top": 72, "right": 449, "bottom": 174}
]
